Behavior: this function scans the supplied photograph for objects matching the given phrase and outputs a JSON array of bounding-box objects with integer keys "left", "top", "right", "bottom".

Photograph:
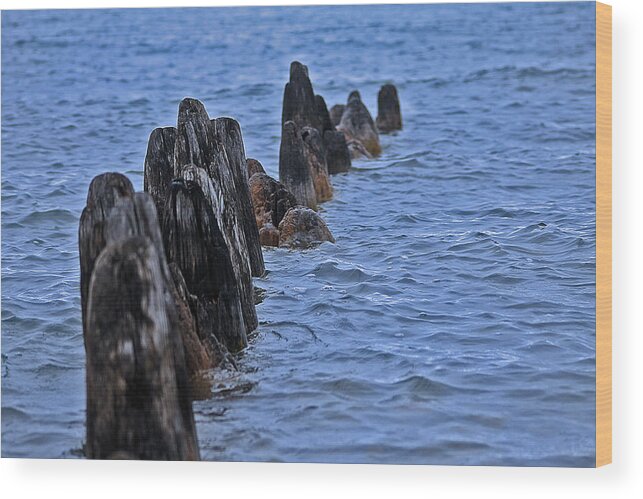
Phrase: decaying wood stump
[
  {"left": 168, "top": 261, "right": 237, "bottom": 379},
  {"left": 85, "top": 236, "right": 200, "bottom": 460},
  {"left": 282, "top": 61, "right": 320, "bottom": 132},
  {"left": 301, "top": 126, "right": 332, "bottom": 202},
  {"left": 79, "top": 172, "right": 135, "bottom": 336},
  {"left": 271, "top": 183, "right": 299, "bottom": 229},
  {"left": 329, "top": 104, "right": 345, "bottom": 128},
  {"left": 248, "top": 172, "right": 298, "bottom": 247},
  {"left": 104, "top": 192, "right": 214, "bottom": 381},
  {"left": 162, "top": 178, "right": 248, "bottom": 353},
  {"left": 144, "top": 97, "right": 265, "bottom": 334},
  {"left": 279, "top": 120, "right": 317, "bottom": 210},
  {"left": 376, "top": 83, "right": 402, "bottom": 132},
  {"left": 144, "top": 127, "right": 176, "bottom": 218},
  {"left": 145, "top": 99, "right": 265, "bottom": 280},
  {"left": 249, "top": 173, "right": 279, "bottom": 228},
  {"left": 246, "top": 158, "right": 266, "bottom": 178},
  {"left": 166, "top": 262, "right": 217, "bottom": 386},
  {"left": 281, "top": 61, "right": 359, "bottom": 198},
  {"left": 167, "top": 98, "right": 265, "bottom": 278},
  {"left": 338, "top": 90, "right": 381, "bottom": 157},
  {"left": 173, "top": 98, "right": 213, "bottom": 176},
  {"left": 278, "top": 207, "right": 335, "bottom": 249},
  {"left": 104, "top": 192, "right": 166, "bottom": 255},
  {"left": 316, "top": 95, "right": 352, "bottom": 175},
  {"left": 315, "top": 95, "right": 334, "bottom": 134},
  {"left": 324, "top": 130, "right": 352, "bottom": 174},
  {"left": 181, "top": 163, "right": 258, "bottom": 335},
  {"left": 210, "top": 117, "right": 265, "bottom": 278}
]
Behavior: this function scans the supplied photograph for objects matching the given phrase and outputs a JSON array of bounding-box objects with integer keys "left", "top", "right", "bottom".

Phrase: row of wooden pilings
[
  {"left": 79, "top": 61, "right": 402, "bottom": 460},
  {"left": 252, "top": 62, "right": 402, "bottom": 247}
]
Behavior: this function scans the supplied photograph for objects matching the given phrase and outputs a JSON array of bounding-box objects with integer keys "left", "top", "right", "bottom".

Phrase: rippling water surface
[{"left": 1, "top": 3, "right": 596, "bottom": 465}]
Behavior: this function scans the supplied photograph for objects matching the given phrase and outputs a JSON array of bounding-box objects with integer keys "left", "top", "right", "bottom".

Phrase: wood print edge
[{"left": 595, "top": 0, "right": 612, "bottom": 468}]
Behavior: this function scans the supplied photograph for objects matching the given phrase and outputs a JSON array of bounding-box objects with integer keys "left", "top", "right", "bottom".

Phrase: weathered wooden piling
[
  {"left": 376, "top": 83, "right": 402, "bottom": 132},
  {"left": 180, "top": 162, "right": 258, "bottom": 335},
  {"left": 210, "top": 117, "right": 265, "bottom": 278},
  {"left": 144, "top": 127, "right": 176, "bottom": 219},
  {"left": 248, "top": 172, "right": 298, "bottom": 247},
  {"left": 167, "top": 261, "right": 235, "bottom": 378},
  {"left": 329, "top": 104, "right": 345, "bottom": 128},
  {"left": 279, "top": 120, "right": 318, "bottom": 210},
  {"left": 246, "top": 158, "right": 266, "bottom": 178},
  {"left": 282, "top": 61, "right": 321, "bottom": 131},
  {"left": 105, "top": 192, "right": 166, "bottom": 254},
  {"left": 302, "top": 126, "right": 333, "bottom": 202},
  {"left": 271, "top": 183, "right": 298, "bottom": 229},
  {"left": 144, "top": 97, "right": 265, "bottom": 334},
  {"left": 173, "top": 98, "right": 213, "bottom": 176},
  {"left": 316, "top": 94, "right": 352, "bottom": 175},
  {"left": 104, "top": 192, "right": 214, "bottom": 380},
  {"left": 85, "top": 236, "right": 200, "bottom": 460},
  {"left": 167, "top": 98, "right": 265, "bottom": 279},
  {"left": 338, "top": 90, "right": 381, "bottom": 157},
  {"left": 324, "top": 130, "right": 352, "bottom": 174},
  {"left": 315, "top": 95, "right": 334, "bottom": 134},
  {"left": 162, "top": 177, "right": 248, "bottom": 353},
  {"left": 79, "top": 172, "right": 135, "bottom": 336}
]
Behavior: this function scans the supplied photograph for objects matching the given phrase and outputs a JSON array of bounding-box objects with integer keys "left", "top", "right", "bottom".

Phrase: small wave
[
  {"left": 19, "top": 209, "right": 77, "bottom": 225},
  {"left": 463, "top": 64, "right": 591, "bottom": 83},
  {"left": 127, "top": 97, "right": 151, "bottom": 107},
  {"left": 437, "top": 439, "right": 492, "bottom": 451},
  {"left": 386, "top": 158, "right": 427, "bottom": 169},
  {"left": 311, "top": 260, "right": 379, "bottom": 284},
  {"left": 390, "top": 375, "right": 483, "bottom": 397},
  {"left": 482, "top": 272, "right": 525, "bottom": 285},
  {"left": 1, "top": 406, "right": 33, "bottom": 422},
  {"left": 321, "top": 377, "right": 379, "bottom": 397}
]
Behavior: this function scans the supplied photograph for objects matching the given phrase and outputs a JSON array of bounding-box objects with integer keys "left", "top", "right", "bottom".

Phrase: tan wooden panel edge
[{"left": 595, "top": 1, "right": 612, "bottom": 468}]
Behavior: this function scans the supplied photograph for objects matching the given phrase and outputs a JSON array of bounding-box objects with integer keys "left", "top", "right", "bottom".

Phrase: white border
[{"left": 1, "top": 0, "right": 642, "bottom": 497}]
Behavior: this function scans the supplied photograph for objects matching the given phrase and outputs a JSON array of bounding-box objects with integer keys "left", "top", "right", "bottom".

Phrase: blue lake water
[{"left": 1, "top": 3, "right": 596, "bottom": 465}]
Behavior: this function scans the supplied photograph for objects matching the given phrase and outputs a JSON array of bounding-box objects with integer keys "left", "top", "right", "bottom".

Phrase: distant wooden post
[
  {"left": 338, "top": 90, "right": 381, "bottom": 157},
  {"left": 282, "top": 61, "right": 321, "bottom": 131},
  {"left": 246, "top": 158, "right": 266, "bottom": 178},
  {"left": 329, "top": 104, "right": 345, "bottom": 128},
  {"left": 248, "top": 173, "right": 297, "bottom": 230},
  {"left": 376, "top": 84, "right": 402, "bottom": 132},
  {"left": 316, "top": 94, "right": 352, "bottom": 175},
  {"left": 301, "top": 126, "right": 332, "bottom": 202},
  {"left": 324, "top": 130, "right": 352, "bottom": 174},
  {"left": 269, "top": 182, "right": 298, "bottom": 229},
  {"left": 315, "top": 95, "right": 334, "bottom": 134},
  {"left": 279, "top": 120, "right": 317, "bottom": 210},
  {"left": 79, "top": 173, "right": 134, "bottom": 337},
  {"left": 85, "top": 236, "right": 200, "bottom": 460}
]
